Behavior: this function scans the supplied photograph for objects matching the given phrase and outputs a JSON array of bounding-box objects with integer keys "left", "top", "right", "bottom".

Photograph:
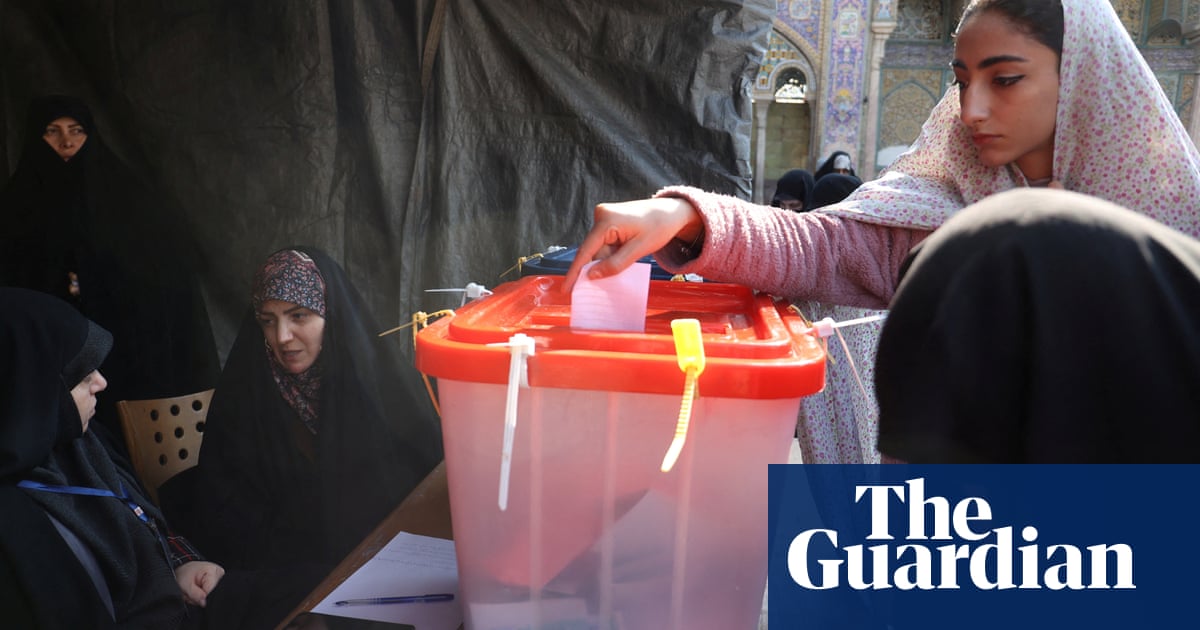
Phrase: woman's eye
[
  {"left": 951, "top": 78, "right": 967, "bottom": 89},
  {"left": 994, "top": 75, "right": 1023, "bottom": 87}
]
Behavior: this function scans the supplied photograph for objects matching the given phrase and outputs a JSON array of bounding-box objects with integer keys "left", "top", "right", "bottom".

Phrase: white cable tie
[
  {"left": 804, "top": 313, "right": 888, "bottom": 412},
  {"left": 489, "top": 333, "right": 536, "bottom": 510},
  {"left": 463, "top": 282, "right": 493, "bottom": 300},
  {"left": 808, "top": 313, "right": 887, "bottom": 338},
  {"left": 425, "top": 282, "right": 494, "bottom": 306},
  {"left": 831, "top": 313, "right": 888, "bottom": 329},
  {"left": 834, "top": 327, "right": 872, "bottom": 408}
]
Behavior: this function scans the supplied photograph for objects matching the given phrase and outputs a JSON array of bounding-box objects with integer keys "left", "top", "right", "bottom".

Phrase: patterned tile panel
[
  {"left": 821, "top": 0, "right": 869, "bottom": 154},
  {"left": 892, "top": 0, "right": 944, "bottom": 40},
  {"left": 880, "top": 70, "right": 941, "bottom": 146}
]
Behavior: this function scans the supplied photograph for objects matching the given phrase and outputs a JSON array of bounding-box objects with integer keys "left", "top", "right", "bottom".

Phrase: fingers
[
  {"left": 563, "top": 230, "right": 644, "bottom": 291},
  {"left": 178, "top": 562, "right": 225, "bottom": 608},
  {"left": 1048, "top": 180, "right": 1064, "bottom": 189},
  {"left": 563, "top": 222, "right": 618, "bottom": 293},
  {"left": 199, "top": 565, "right": 226, "bottom": 594},
  {"left": 181, "top": 581, "right": 207, "bottom": 607},
  {"left": 561, "top": 196, "right": 698, "bottom": 293},
  {"left": 585, "top": 233, "right": 653, "bottom": 280}
]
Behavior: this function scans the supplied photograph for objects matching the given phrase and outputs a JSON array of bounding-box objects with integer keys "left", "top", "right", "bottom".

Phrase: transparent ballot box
[{"left": 415, "top": 275, "right": 825, "bottom": 630}]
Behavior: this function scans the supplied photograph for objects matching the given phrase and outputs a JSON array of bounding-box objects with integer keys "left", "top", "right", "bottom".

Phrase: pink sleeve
[{"left": 652, "top": 186, "right": 930, "bottom": 309}]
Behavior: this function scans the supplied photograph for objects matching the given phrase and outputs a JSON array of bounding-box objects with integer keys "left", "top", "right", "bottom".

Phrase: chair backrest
[{"left": 115, "top": 389, "right": 214, "bottom": 504}]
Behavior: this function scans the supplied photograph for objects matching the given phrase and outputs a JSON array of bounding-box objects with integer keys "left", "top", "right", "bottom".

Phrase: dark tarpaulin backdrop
[{"left": 1, "top": 0, "right": 771, "bottom": 375}]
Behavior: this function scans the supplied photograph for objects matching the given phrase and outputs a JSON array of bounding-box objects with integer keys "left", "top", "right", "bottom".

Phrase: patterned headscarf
[
  {"left": 252, "top": 249, "right": 327, "bottom": 433},
  {"left": 252, "top": 249, "right": 327, "bottom": 317},
  {"left": 820, "top": 0, "right": 1200, "bottom": 238}
]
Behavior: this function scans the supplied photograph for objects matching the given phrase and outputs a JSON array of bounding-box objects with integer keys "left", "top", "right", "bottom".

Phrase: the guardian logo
[{"left": 787, "top": 478, "right": 1135, "bottom": 591}]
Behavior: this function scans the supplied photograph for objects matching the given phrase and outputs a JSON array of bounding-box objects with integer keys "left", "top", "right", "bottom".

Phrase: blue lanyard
[{"left": 18, "top": 479, "right": 150, "bottom": 524}]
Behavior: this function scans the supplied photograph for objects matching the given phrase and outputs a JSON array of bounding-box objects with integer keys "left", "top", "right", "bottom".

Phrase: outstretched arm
[
  {"left": 564, "top": 186, "right": 930, "bottom": 308},
  {"left": 563, "top": 196, "right": 703, "bottom": 292}
]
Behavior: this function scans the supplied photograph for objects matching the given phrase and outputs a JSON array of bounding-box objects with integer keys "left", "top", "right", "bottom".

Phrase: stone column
[
  {"left": 860, "top": 1, "right": 897, "bottom": 181},
  {"left": 753, "top": 98, "right": 772, "bottom": 204}
]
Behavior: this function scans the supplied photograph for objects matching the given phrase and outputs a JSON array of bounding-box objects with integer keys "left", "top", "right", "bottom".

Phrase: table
[{"left": 274, "top": 461, "right": 455, "bottom": 630}]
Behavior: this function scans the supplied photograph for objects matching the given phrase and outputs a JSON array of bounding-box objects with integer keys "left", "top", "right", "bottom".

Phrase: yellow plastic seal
[{"left": 662, "top": 319, "right": 705, "bottom": 472}]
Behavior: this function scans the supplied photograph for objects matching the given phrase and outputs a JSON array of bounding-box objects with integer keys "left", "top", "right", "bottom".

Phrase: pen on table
[{"left": 333, "top": 593, "right": 455, "bottom": 606}]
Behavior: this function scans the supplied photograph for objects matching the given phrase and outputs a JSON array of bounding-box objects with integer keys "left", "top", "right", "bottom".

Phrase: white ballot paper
[
  {"left": 569, "top": 261, "right": 651, "bottom": 332},
  {"left": 312, "top": 531, "right": 463, "bottom": 629}
]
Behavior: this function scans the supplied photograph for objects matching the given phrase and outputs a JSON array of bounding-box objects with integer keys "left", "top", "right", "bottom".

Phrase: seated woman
[
  {"left": 875, "top": 188, "right": 1200, "bottom": 462},
  {"left": 0, "top": 288, "right": 224, "bottom": 628},
  {"left": 192, "top": 248, "right": 443, "bottom": 583}
]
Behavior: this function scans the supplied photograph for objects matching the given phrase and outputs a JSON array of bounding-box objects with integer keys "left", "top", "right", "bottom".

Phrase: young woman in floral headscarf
[
  {"left": 190, "top": 247, "right": 443, "bottom": 608},
  {"left": 562, "top": 0, "right": 1200, "bottom": 464}
]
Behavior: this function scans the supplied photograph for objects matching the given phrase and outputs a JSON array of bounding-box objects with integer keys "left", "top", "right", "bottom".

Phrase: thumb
[
  {"left": 582, "top": 250, "right": 641, "bottom": 282},
  {"left": 182, "top": 582, "right": 207, "bottom": 607}
]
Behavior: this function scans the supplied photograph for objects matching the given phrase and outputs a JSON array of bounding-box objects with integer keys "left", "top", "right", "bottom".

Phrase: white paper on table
[
  {"left": 569, "top": 261, "right": 651, "bottom": 332},
  {"left": 311, "top": 531, "right": 463, "bottom": 629}
]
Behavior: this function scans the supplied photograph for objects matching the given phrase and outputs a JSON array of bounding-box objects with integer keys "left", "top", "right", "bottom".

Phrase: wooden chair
[{"left": 115, "top": 389, "right": 214, "bottom": 504}]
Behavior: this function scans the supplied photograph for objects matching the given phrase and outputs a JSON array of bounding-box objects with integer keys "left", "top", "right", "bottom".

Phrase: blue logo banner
[{"left": 768, "top": 465, "right": 1200, "bottom": 629}]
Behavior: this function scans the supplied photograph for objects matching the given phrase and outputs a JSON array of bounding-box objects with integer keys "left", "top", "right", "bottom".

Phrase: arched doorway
[{"left": 751, "top": 30, "right": 819, "bottom": 205}]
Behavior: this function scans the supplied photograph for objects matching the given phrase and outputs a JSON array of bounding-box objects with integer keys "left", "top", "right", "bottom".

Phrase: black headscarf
[
  {"left": 0, "top": 288, "right": 185, "bottom": 627},
  {"left": 814, "top": 150, "right": 856, "bottom": 180},
  {"left": 810, "top": 173, "right": 863, "bottom": 209},
  {"left": 771, "top": 168, "right": 815, "bottom": 211},
  {"left": 876, "top": 189, "right": 1200, "bottom": 462},
  {"left": 23, "top": 94, "right": 97, "bottom": 135},
  {"left": 193, "top": 246, "right": 444, "bottom": 573},
  {"left": 0, "top": 95, "right": 219, "bottom": 437}
]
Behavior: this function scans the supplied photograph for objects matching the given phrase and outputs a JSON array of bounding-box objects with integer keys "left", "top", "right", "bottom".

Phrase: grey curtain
[{"left": 1, "top": 0, "right": 772, "bottom": 367}]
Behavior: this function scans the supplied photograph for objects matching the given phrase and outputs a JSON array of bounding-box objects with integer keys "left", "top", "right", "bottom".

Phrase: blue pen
[{"left": 333, "top": 593, "right": 455, "bottom": 606}]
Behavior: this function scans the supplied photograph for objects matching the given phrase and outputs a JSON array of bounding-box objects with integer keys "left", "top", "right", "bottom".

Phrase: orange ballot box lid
[{"left": 415, "top": 275, "right": 825, "bottom": 399}]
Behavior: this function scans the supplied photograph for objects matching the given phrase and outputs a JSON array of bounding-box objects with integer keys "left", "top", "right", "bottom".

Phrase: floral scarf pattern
[
  {"left": 820, "top": 0, "right": 1200, "bottom": 238},
  {"left": 253, "top": 249, "right": 327, "bottom": 433},
  {"left": 267, "top": 355, "right": 323, "bottom": 434}
]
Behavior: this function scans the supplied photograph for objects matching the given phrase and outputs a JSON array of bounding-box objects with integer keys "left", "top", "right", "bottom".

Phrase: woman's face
[
  {"left": 257, "top": 299, "right": 326, "bottom": 374},
  {"left": 776, "top": 197, "right": 804, "bottom": 211},
  {"left": 953, "top": 11, "right": 1060, "bottom": 180},
  {"left": 70, "top": 370, "right": 108, "bottom": 433},
  {"left": 42, "top": 116, "right": 88, "bottom": 161}
]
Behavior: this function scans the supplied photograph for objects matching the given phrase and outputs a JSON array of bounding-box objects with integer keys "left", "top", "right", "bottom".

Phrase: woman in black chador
[
  {"left": 0, "top": 95, "right": 219, "bottom": 438},
  {"left": 0, "top": 288, "right": 226, "bottom": 628},
  {"left": 192, "top": 247, "right": 443, "bottom": 589}
]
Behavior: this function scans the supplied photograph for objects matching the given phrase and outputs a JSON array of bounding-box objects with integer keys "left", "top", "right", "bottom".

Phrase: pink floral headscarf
[{"left": 821, "top": 0, "right": 1200, "bottom": 237}]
